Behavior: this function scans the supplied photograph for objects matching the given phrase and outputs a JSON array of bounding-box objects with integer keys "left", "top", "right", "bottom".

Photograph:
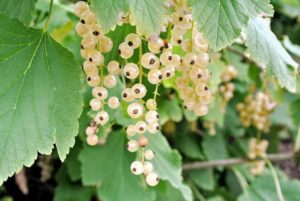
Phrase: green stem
[
  {"left": 153, "top": 84, "right": 160, "bottom": 101},
  {"left": 294, "top": 126, "right": 300, "bottom": 152},
  {"left": 266, "top": 159, "right": 286, "bottom": 201},
  {"left": 139, "top": 43, "right": 143, "bottom": 83},
  {"left": 44, "top": 0, "right": 54, "bottom": 31},
  {"left": 232, "top": 167, "right": 250, "bottom": 201}
]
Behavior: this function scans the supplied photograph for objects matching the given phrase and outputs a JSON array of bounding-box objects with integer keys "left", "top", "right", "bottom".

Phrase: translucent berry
[
  {"left": 122, "top": 88, "right": 135, "bottom": 102},
  {"left": 87, "top": 135, "right": 99, "bottom": 146},
  {"left": 125, "top": 33, "right": 141, "bottom": 49},
  {"left": 104, "top": 74, "right": 117, "bottom": 88},
  {"left": 143, "top": 162, "right": 154, "bottom": 175},
  {"left": 119, "top": 42, "right": 134, "bottom": 59},
  {"left": 141, "top": 53, "right": 160, "bottom": 69},
  {"left": 90, "top": 98, "right": 102, "bottom": 111},
  {"left": 126, "top": 125, "right": 137, "bottom": 137},
  {"left": 86, "top": 75, "right": 100, "bottom": 87},
  {"left": 138, "top": 135, "right": 148, "bottom": 146},
  {"left": 148, "top": 68, "right": 163, "bottom": 84},
  {"left": 146, "top": 172, "right": 159, "bottom": 186},
  {"left": 123, "top": 63, "right": 139, "bottom": 80},
  {"left": 145, "top": 149, "right": 155, "bottom": 160},
  {"left": 107, "top": 60, "right": 121, "bottom": 75},
  {"left": 74, "top": 1, "right": 90, "bottom": 17},
  {"left": 131, "top": 161, "right": 144, "bottom": 175},
  {"left": 87, "top": 50, "right": 104, "bottom": 65},
  {"left": 108, "top": 96, "right": 120, "bottom": 109},
  {"left": 95, "top": 111, "right": 109, "bottom": 125},
  {"left": 92, "top": 87, "right": 108, "bottom": 100},
  {"left": 98, "top": 36, "right": 113, "bottom": 53},
  {"left": 131, "top": 84, "right": 147, "bottom": 99},
  {"left": 127, "top": 102, "right": 143, "bottom": 118},
  {"left": 146, "top": 99, "right": 157, "bottom": 110},
  {"left": 127, "top": 140, "right": 139, "bottom": 152},
  {"left": 145, "top": 110, "right": 159, "bottom": 124}
]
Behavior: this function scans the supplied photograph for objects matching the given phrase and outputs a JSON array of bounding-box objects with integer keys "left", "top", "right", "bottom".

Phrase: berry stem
[
  {"left": 139, "top": 42, "right": 143, "bottom": 83},
  {"left": 44, "top": 0, "right": 54, "bottom": 31},
  {"left": 153, "top": 84, "right": 160, "bottom": 101}
]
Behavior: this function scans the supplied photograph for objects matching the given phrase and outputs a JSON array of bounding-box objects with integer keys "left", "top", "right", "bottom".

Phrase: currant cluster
[
  {"left": 248, "top": 138, "right": 269, "bottom": 175},
  {"left": 169, "top": 1, "right": 213, "bottom": 116},
  {"left": 219, "top": 65, "right": 237, "bottom": 107},
  {"left": 74, "top": 2, "right": 120, "bottom": 145},
  {"left": 236, "top": 92, "right": 276, "bottom": 132}
]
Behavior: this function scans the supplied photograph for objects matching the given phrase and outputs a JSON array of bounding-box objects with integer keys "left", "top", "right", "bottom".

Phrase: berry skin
[
  {"left": 148, "top": 68, "right": 163, "bottom": 84},
  {"left": 74, "top": 1, "right": 90, "bottom": 17},
  {"left": 146, "top": 99, "right": 157, "bottom": 110},
  {"left": 195, "top": 53, "right": 209, "bottom": 68},
  {"left": 87, "top": 50, "right": 104, "bottom": 65},
  {"left": 75, "top": 23, "right": 89, "bottom": 37},
  {"left": 146, "top": 172, "right": 159, "bottom": 186},
  {"left": 193, "top": 104, "right": 208, "bottom": 116},
  {"left": 183, "top": 53, "right": 197, "bottom": 68},
  {"left": 80, "top": 11, "right": 96, "bottom": 25},
  {"left": 127, "top": 140, "right": 139, "bottom": 152},
  {"left": 98, "top": 36, "right": 113, "bottom": 52},
  {"left": 148, "top": 38, "right": 164, "bottom": 54},
  {"left": 95, "top": 111, "right": 109, "bottom": 125},
  {"left": 125, "top": 33, "right": 141, "bottom": 49},
  {"left": 161, "top": 65, "right": 176, "bottom": 80},
  {"left": 145, "top": 110, "right": 159, "bottom": 124},
  {"left": 126, "top": 125, "right": 137, "bottom": 137},
  {"left": 131, "top": 84, "right": 147, "bottom": 99},
  {"left": 143, "top": 162, "right": 154, "bottom": 174},
  {"left": 145, "top": 149, "right": 155, "bottom": 160},
  {"left": 130, "top": 161, "right": 144, "bottom": 175},
  {"left": 123, "top": 63, "right": 139, "bottom": 80},
  {"left": 148, "top": 122, "right": 160, "bottom": 134},
  {"left": 83, "top": 61, "right": 98, "bottom": 75},
  {"left": 86, "top": 75, "right": 100, "bottom": 87},
  {"left": 141, "top": 53, "right": 160, "bottom": 69},
  {"left": 104, "top": 74, "right": 117, "bottom": 88},
  {"left": 138, "top": 135, "right": 148, "bottom": 147},
  {"left": 160, "top": 51, "right": 173, "bottom": 66},
  {"left": 122, "top": 88, "right": 135, "bottom": 102},
  {"left": 81, "top": 36, "right": 96, "bottom": 49},
  {"left": 127, "top": 102, "right": 143, "bottom": 118},
  {"left": 136, "top": 121, "right": 147, "bottom": 134},
  {"left": 92, "top": 87, "right": 108, "bottom": 100},
  {"left": 90, "top": 98, "right": 102, "bottom": 111},
  {"left": 107, "top": 61, "right": 121, "bottom": 75},
  {"left": 119, "top": 42, "right": 134, "bottom": 59},
  {"left": 108, "top": 96, "right": 120, "bottom": 109},
  {"left": 87, "top": 134, "right": 99, "bottom": 146},
  {"left": 85, "top": 126, "right": 97, "bottom": 136}
]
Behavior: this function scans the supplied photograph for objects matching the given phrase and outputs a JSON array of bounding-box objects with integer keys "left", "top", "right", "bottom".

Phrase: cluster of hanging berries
[
  {"left": 219, "top": 65, "right": 237, "bottom": 111},
  {"left": 236, "top": 92, "right": 276, "bottom": 132},
  {"left": 74, "top": 0, "right": 214, "bottom": 187},
  {"left": 74, "top": 2, "right": 121, "bottom": 146},
  {"left": 248, "top": 138, "right": 269, "bottom": 175},
  {"left": 168, "top": 1, "right": 213, "bottom": 116}
]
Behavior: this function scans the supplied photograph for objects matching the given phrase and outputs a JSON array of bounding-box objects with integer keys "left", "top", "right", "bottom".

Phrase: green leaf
[
  {"left": 202, "top": 134, "right": 229, "bottom": 160},
  {"left": 91, "top": 0, "right": 129, "bottom": 33},
  {"left": 238, "top": 171, "right": 300, "bottom": 201},
  {"left": 54, "top": 165, "right": 95, "bottom": 201},
  {"left": 283, "top": 36, "right": 300, "bottom": 57},
  {"left": 79, "top": 131, "right": 155, "bottom": 201},
  {"left": 189, "top": 0, "right": 273, "bottom": 51},
  {"left": 146, "top": 132, "right": 193, "bottom": 201},
  {"left": 246, "top": 18, "right": 298, "bottom": 93},
  {"left": 158, "top": 97, "right": 183, "bottom": 123},
  {"left": 188, "top": 169, "right": 215, "bottom": 191},
  {"left": 0, "top": 14, "right": 83, "bottom": 184},
  {"left": 0, "top": 0, "right": 37, "bottom": 25},
  {"left": 130, "top": 0, "right": 167, "bottom": 36},
  {"left": 155, "top": 181, "right": 186, "bottom": 201},
  {"left": 65, "top": 141, "right": 82, "bottom": 182}
]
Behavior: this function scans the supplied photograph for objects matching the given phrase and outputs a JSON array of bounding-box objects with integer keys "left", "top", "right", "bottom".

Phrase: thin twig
[{"left": 183, "top": 152, "right": 295, "bottom": 171}]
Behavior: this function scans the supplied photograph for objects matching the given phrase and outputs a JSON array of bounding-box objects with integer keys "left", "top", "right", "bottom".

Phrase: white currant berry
[
  {"left": 161, "top": 65, "right": 176, "bottom": 80},
  {"left": 143, "top": 162, "right": 154, "bottom": 175},
  {"left": 145, "top": 110, "right": 159, "bottom": 124},
  {"left": 125, "top": 33, "right": 141, "bottom": 49},
  {"left": 80, "top": 11, "right": 96, "bottom": 25},
  {"left": 131, "top": 84, "right": 147, "bottom": 99},
  {"left": 86, "top": 75, "right": 100, "bottom": 87},
  {"left": 160, "top": 51, "right": 173, "bottom": 66},
  {"left": 131, "top": 161, "right": 144, "bottom": 175},
  {"left": 75, "top": 23, "right": 89, "bottom": 37},
  {"left": 148, "top": 122, "right": 160, "bottom": 134},
  {"left": 148, "top": 68, "right": 163, "bottom": 84},
  {"left": 136, "top": 121, "right": 147, "bottom": 134},
  {"left": 85, "top": 126, "right": 97, "bottom": 136},
  {"left": 127, "top": 140, "right": 139, "bottom": 152},
  {"left": 89, "top": 24, "right": 102, "bottom": 37},
  {"left": 122, "top": 88, "right": 135, "bottom": 102},
  {"left": 146, "top": 99, "right": 157, "bottom": 110},
  {"left": 148, "top": 38, "right": 164, "bottom": 54},
  {"left": 107, "top": 60, "right": 121, "bottom": 75},
  {"left": 95, "top": 111, "right": 109, "bottom": 125},
  {"left": 119, "top": 42, "right": 134, "bottom": 59},
  {"left": 92, "top": 87, "right": 108, "bottom": 100},
  {"left": 181, "top": 39, "right": 193, "bottom": 52},
  {"left": 146, "top": 172, "right": 159, "bottom": 186},
  {"left": 195, "top": 53, "right": 210, "bottom": 68},
  {"left": 104, "top": 74, "right": 117, "bottom": 88},
  {"left": 108, "top": 96, "right": 120, "bottom": 109},
  {"left": 171, "top": 34, "right": 183, "bottom": 46},
  {"left": 193, "top": 104, "right": 208, "bottom": 116},
  {"left": 145, "top": 149, "right": 155, "bottom": 160},
  {"left": 127, "top": 102, "right": 143, "bottom": 118},
  {"left": 74, "top": 1, "right": 90, "bottom": 17},
  {"left": 98, "top": 36, "right": 113, "bottom": 52},
  {"left": 126, "top": 125, "right": 137, "bottom": 137},
  {"left": 87, "top": 134, "right": 99, "bottom": 146},
  {"left": 83, "top": 61, "right": 98, "bottom": 75},
  {"left": 81, "top": 36, "right": 96, "bottom": 49},
  {"left": 141, "top": 53, "right": 160, "bottom": 69},
  {"left": 87, "top": 50, "right": 104, "bottom": 65},
  {"left": 123, "top": 63, "right": 139, "bottom": 80},
  {"left": 90, "top": 98, "right": 102, "bottom": 111},
  {"left": 183, "top": 53, "right": 197, "bottom": 67}
]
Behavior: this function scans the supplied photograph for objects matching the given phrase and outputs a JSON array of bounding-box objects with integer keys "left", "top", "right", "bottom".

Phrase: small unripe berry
[
  {"left": 126, "top": 125, "right": 137, "bottom": 137},
  {"left": 146, "top": 172, "right": 159, "bottom": 186},
  {"left": 145, "top": 149, "right": 155, "bottom": 160},
  {"left": 104, "top": 74, "right": 117, "bottom": 88},
  {"left": 138, "top": 135, "right": 148, "bottom": 147},
  {"left": 108, "top": 96, "right": 120, "bottom": 109},
  {"left": 87, "top": 134, "right": 99, "bottom": 146},
  {"left": 146, "top": 99, "right": 157, "bottom": 110},
  {"left": 143, "top": 162, "right": 154, "bottom": 174},
  {"left": 127, "top": 140, "right": 139, "bottom": 152},
  {"left": 90, "top": 98, "right": 102, "bottom": 111},
  {"left": 131, "top": 161, "right": 144, "bottom": 175}
]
